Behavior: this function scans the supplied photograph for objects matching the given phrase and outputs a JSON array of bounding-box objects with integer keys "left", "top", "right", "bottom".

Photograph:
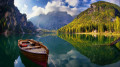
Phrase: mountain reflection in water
[{"left": 0, "top": 34, "right": 120, "bottom": 67}]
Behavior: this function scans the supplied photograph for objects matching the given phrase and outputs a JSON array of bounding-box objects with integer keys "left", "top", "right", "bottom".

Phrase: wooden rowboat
[{"left": 18, "top": 39, "right": 49, "bottom": 67}]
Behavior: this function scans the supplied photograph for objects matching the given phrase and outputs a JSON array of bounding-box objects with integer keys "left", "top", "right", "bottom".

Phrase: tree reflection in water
[{"left": 58, "top": 34, "right": 120, "bottom": 65}]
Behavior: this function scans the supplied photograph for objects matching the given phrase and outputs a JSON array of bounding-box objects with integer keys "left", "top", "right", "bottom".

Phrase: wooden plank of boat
[{"left": 18, "top": 39, "right": 49, "bottom": 64}]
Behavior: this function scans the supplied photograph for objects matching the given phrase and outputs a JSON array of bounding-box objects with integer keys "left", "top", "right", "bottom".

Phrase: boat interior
[{"left": 18, "top": 39, "right": 47, "bottom": 54}]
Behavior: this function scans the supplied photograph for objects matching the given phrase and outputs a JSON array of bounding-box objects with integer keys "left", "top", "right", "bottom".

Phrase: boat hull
[
  {"left": 19, "top": 48, "right": 48, "bottom": 67},
  {"left": 18, "top": 39, "right": 49, "bottom": 67},
  {"left": 20, "top": 48, "right": 48, "bottom": 61},
  {"left": 20, "top": 52, "right": 48, "bottom": 67}
]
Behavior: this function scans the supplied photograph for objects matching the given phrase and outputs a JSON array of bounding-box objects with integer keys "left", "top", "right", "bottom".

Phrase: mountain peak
[
  {"left": 30, "top": 11, "right": 73, "bottom": 30},
  {"left": 90, "top": 1, "right": 120, "bottom": 12}
]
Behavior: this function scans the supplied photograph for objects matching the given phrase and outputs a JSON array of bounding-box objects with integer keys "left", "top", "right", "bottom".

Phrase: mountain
[
  {"left": 58, "top": 1, "right": 120, "bottom": 33},
  {"left": 29, "top": 11, "right": 74, "bottom": 30},
  {"left": 0, "top": 0, "right": 36, "bottom": 34}
]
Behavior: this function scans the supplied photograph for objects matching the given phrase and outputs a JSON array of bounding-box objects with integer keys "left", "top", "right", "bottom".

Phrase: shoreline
[{"left": 76, "top": 32, "right": 120, "bottom": 36}]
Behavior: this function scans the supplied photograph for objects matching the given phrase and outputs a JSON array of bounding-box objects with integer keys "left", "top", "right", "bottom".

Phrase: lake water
[{"left": 0, "top": 33, "right": 120, "bottom": 67}]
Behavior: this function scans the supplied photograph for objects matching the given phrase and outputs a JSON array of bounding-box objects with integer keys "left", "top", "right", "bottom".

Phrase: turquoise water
[{"left": 0, "top": 34, "right": 120, "bottom": 67}]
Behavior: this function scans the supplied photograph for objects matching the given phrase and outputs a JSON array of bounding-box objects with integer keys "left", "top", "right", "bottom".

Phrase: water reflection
[
  {"left": 0, "top": 34, "right": 120, "bottom": 67},
  {"left": 58, "top": 34, "right": 120, "bottom": 66},
  {"left": 37, "top": 35, "right": 75, "bottom": 67},
  {"left": 0, "top": 34, "right": 19, "bottom": 67},
  {"left": 0, "top": 34, "right": 43, "bottom": 67},
  {"left": 14, "top": 56, "right": 24, "bottom": 67},
  {"left": 0, "top": 34, "right": 76, "bottom": 67}
]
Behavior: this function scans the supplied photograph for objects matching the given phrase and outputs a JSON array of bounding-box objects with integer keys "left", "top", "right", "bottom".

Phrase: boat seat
[
  {"left": 26, "top": 48, "right": 46, "bottom": 54},
  {"left": 22, "top": 46, "right": 41, "bottom": 50}
]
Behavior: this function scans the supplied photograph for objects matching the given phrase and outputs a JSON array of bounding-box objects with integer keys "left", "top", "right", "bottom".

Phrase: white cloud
[
  {"left": 28, "top": 6, "right": 45, "bottom": 19},
  {"left": 83, "top": 0, "right": 88, "bottom": 2},
  {"left": 48, "top": 49, "right": 90, "bottom": 67},
  {"left": 104, "top": 0, "right": 120, "bottom": 6},
  {"left": 44, "top": 1, "right": 61, "bottom": 14},
  {"left": 24, "top": 4, "right": 28, "bottom": 8},
  {"left": 91, "top": 0, "right": 97, "bottom": 3},
  {"left": 14, "top": 0, "right": 20, "bottom": 7},
  {"left": 14, "top": 0, "right": 29, "bottom": 14},
  {"left": 21, "top": 4, "right": 28, "bottom": 13},
  {"left": 27, "top": 0, "right": 84, "bottom": 19},
  {"left": 65, "top": 0, "right": 79, "bottom": 7}
]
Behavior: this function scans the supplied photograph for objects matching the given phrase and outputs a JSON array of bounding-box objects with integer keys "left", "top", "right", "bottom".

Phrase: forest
[{"left": 58, "top": 1, "right": 120, "bottom": 34}]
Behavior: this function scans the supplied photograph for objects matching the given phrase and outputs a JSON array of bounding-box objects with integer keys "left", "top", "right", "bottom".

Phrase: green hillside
[{"left": 58, "top": 1, "right": 120, "bottom": 33}]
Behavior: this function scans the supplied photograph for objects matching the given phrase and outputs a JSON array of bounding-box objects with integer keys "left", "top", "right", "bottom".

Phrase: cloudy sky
[{"left": 14, "top": 0, "right": 120, "bottom": 19}]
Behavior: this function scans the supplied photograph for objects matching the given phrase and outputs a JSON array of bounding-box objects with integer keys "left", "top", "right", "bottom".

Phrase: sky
[{"left": 14, "top": 0, "right": 120, "bottom": 19}]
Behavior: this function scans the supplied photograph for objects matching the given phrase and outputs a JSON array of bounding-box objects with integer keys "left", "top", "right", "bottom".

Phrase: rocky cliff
[{"left": 0, "top": 0, "right": 36, "bottom": 34}]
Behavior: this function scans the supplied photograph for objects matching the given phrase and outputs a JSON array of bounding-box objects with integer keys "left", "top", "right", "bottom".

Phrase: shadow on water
[{"left": 58, "top": 34, "right": 120, "bottom": 66}]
